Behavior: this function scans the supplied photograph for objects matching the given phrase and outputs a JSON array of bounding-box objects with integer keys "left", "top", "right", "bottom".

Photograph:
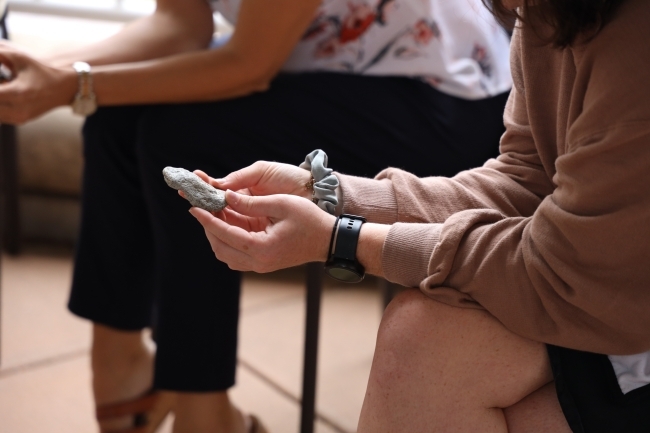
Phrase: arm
[
  {"left": 372, "top": 21, "right": 650, "bottom": 355},
  {"left": 43, "top": 0, "right": 215, "bottom": 68},
  {"left": 0, "top": 0, "right": 321, "bottom": 123},
  {"left": 87, "top": 0, "right": 322, "bottom": 105}
]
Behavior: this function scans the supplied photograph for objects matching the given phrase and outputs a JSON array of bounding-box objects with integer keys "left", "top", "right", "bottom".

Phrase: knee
[
  {"left": 374, "top": 290, "right": 448, "bottom": 369},
  {"left": 373, "top": 289, "right": 497, "bottom": 378},
  {"left": 379, "top": 289, "right": 436, "bottom": 346}
]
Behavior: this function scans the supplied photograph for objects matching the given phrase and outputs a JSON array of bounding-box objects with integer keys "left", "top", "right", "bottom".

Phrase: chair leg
[
  {"left": 1, "top": 124, "right": 20, "bottom": 255},
  {"left": 300, "top": 262, "right": 323, "bottom": 433}
]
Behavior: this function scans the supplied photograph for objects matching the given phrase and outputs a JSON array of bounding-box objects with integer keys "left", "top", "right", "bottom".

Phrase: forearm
[
  {"left": 88, "top": 45, "right": 270, "bottom": 105},
  {"left": 44, "top": 2, "right": 213, "bottom": 68}
]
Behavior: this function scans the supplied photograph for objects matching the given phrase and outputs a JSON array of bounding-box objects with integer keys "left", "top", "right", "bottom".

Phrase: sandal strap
[{"left": 96, "top": 390, "right": 160, "bottom": 421}]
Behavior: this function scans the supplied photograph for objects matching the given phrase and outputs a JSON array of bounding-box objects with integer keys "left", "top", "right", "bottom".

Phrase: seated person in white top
[{"left": 0, "top": 0, "right": 511, "bottom": 431}]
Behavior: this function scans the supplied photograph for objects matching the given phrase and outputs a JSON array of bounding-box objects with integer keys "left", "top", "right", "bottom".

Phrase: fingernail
[{"left": 225, "top": 190, "right": 239, "bottom": 204}]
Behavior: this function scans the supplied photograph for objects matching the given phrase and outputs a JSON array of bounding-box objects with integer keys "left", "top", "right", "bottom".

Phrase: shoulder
[{"left": 576, "top": 0, "right": 650, "bottom": 127}]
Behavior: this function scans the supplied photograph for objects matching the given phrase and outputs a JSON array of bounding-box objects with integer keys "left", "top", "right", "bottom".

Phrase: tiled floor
[{"left": 0, "top": 246, "right": 384, "bottom": 433}]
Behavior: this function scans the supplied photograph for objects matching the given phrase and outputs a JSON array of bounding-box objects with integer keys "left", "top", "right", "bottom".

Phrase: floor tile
[
  {"left": 232, "top": 365, "right": 343, "bottom": 433},
  {"left": 239, "top": 273, "right": 382, "bottom": 432},
  {"left": 1, "top": 250, "right": 91, "bottom": 369},
  {"left": 0, "top": 355, "right": 95, "bottom": 433}
]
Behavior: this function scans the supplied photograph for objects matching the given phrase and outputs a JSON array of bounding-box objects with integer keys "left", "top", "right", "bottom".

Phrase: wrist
[
  {"left": 299, "top": 149, "right": 339, "bottom": 213},
  {"left": 300, "top": 170, "right": 316, "bottom": 200},
  {"left": 53, "top": 66, "right": 79, "bottom": 107},
  {"left": 70, "top": 61, "right": 98, "bottom": 116},
  {"left": 357, "top": 223, "right": 390, "bottom": 277},
  {"left": 317, "top": 212, "right": 338, "bottom": 261}
]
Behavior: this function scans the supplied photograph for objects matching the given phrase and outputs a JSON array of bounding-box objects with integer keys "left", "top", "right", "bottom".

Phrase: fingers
[
  {"left": 225, "top": 190, "right": 285, "bottom": 219},
  {"left": 203, "top": 229, "right": 256, "bottom": 272},
  {"left": 215, "top": 161, "right": 269, "bottom": 191},
  {"left": 193, "top": 169, "right": 211, "bottom": 183},
  {"left": 0, "top": 49, "right": 26, "bottom": 74},
  {"left": 190, "top": 206, "right": 260, "bottom": 252},
  {"left": 221, "top": 208, "right": 266, "bottom": 232}
]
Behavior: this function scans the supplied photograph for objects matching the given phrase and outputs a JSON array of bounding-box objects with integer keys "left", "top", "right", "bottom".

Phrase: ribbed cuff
[
  {"left": 337, "top": 173, "right": 398, "bottom": 224},
  {"left": 382, "top": 223, "right": 442, "bottom": 288}
]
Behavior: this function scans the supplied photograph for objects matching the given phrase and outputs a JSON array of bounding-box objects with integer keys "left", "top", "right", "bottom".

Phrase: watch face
[{"left": 325, "top": 264, "right": 365, "bottom": 283}]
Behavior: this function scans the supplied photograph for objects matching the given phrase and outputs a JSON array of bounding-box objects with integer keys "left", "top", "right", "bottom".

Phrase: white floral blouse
[{"left": 209, "top": 0, "right": 512, "bottom": 100}]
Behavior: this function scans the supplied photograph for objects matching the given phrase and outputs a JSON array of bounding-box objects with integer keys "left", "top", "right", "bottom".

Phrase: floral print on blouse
[{"left": 209, "top": 0, "right": 511, "bottom": 100}]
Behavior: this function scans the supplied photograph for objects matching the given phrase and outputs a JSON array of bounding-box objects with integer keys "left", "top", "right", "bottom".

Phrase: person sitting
[
  {"left": 188, "top": 0, "right": 650, "bottom": 431},
  {"left": 0, "top": 0, "right": 511, "bottom": 431}
]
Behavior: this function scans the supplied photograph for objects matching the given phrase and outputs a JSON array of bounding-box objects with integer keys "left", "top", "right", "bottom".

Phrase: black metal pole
[
  {"left": 0, "top": 124, "right": 3, "bottom": 367},
  {"left": 300, "top": 262, "right": 323, "bottom": 433},
  {"left": 1, "top": 124, "right": 19, "bottom": 255}
]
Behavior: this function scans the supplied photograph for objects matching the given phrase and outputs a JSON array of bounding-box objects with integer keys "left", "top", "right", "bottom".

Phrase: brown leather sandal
[{"left": 96, "top": 390, "right": 174, "bottom": 433}]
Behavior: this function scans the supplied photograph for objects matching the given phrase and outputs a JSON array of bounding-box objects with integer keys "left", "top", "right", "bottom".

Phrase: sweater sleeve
[{"left": 406, "top": 121, "right": 650, "bottom": 355}]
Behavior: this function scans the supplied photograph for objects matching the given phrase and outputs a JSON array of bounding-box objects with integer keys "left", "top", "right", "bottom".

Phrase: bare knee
[
  {"left": 372, "top": 290, "right": 466, "bottom": 391},
  {"left": 372, "top": 289, "right": 551, "bottom": 407}
]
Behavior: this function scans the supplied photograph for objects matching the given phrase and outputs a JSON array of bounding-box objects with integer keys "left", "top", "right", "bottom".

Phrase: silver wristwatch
[{"left": 71, "top": 61, "right": 97, "bottom": 116}]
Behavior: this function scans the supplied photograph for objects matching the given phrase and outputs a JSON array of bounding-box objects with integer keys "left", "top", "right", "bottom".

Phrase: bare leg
[
  {"left": 92, "top": 324, "right": 155, "bottom": 431},
  {"left": 358, "top": 290, "right": 554, "bottom": 433},
  {"left": 172, "top": 393, "right": 247, "bottom": 433},
  {"left": 92, "top": 324, "right": 247, "bottom": 433}
]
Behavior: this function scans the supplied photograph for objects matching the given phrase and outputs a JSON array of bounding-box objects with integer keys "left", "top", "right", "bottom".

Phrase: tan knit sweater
[{"left": 338, "top": 0, "right": 650, "bottom": 355}]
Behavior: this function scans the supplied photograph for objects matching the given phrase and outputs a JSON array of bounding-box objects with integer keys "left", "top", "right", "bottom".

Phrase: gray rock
[{"left": 163, "top": 167, "right": 227, "bottom": 212}]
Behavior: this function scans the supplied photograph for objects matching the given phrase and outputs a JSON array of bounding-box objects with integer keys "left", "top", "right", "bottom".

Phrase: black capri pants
[{"left": 69, "top": 72, "right": 509, "bottom": 391}]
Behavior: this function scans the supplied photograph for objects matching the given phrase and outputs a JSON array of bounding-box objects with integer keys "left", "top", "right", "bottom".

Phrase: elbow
[
  {"left": 250, "top": 71, "right": 274, "bottom": 93},
  {"left": 236, "top": 56, "right": 281, "bottom": 95}
]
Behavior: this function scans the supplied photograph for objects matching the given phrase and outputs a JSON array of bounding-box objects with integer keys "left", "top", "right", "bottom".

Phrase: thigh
[
  {"left": 504, "top": 382, "right": 572, "bottom": 433},
  {"left": 359, "top": 289, "right": 552, "bottom": 432},
  {"left": 134, "top": 73, "right": 506, "bottom": 180},
  {"left": 69, "top": 105, "right": 156, "bottom": 330}
]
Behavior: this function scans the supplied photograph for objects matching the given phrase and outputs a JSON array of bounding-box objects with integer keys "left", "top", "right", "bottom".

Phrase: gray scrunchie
[{"left": 299, "top": 149, "right": 339, "bottom": 214}]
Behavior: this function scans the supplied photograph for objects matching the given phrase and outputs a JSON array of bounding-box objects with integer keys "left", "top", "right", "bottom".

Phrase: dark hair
[{"left": 483, "top": 0, "right": 626, "bottom": 47}]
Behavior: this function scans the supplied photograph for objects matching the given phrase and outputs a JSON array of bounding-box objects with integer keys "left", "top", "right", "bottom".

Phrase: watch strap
[
  {"left": 73, "top": 61, "right": 93, "bottom": 98},
  {"left": 72, "top": 61, "right": 97, "bottom": 116},
  {"left": 330, "top": 214, "right": 366, "bottom": 261}
]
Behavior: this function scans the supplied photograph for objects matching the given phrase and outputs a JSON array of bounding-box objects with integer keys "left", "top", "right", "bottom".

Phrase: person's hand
[
  {"left": 194, "top": 160, "right": 314, "bottom": 200},
  {"left": 0, "top": 42, "right": 77, "bottom": 124},
  {"left": 189, "top": 190, "right": 336, "bottom": 272}
]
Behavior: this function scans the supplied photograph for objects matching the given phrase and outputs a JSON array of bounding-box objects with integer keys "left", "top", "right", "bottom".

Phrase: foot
[
  {"left": 171, "top": 392, "right": 247, "bottom": 433},
  {"left": 92, "top": 324, "right": 156, "bottom": 431}
]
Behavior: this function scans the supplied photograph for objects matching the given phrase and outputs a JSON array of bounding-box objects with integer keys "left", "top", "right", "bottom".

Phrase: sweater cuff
[
  {"left": 382, "top": 223, "right": 442, "bottom": 288},
  {"left": 336, "top": 173, "right": 398, "bottom": 224}
]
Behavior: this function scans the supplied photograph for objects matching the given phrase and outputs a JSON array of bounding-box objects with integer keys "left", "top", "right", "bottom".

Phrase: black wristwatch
[{"left": 324, "top": 214, "right": 366, "bottom": 283}]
